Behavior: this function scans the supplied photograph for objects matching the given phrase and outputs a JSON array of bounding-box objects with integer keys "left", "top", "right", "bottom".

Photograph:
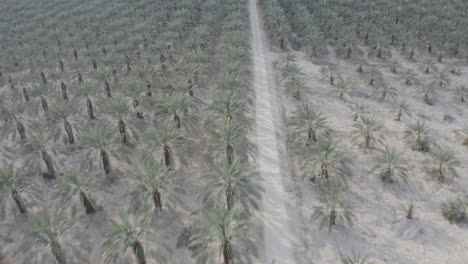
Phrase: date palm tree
[
  {"left": 122, "top": 81, "right": 147, "bottom": 119},
  {"left": 420, "top": 83, "right": 439, "bottom": 105},
  {"left": 53, "top": 169, "right": 99, "bottom": 216},
  {"left": 72, "top": 81, "right": 97, "bottom": 120},
  {"left": 351, "top": 115, "right": 384, "bottom": 149},
  {"left": 445, "top": 59, "right": 461, "bottom": 75},
  {"left": 334, "top": 79, "right": 352, "bottom": 100},
  {"left": 372, "top": 80, "right": 398, "bottom": 102},
  {"left": 428, "top": 147, "right": 460, "bottom": 183},
  {"left": 0, "top": 101, "right": 30, "bottom": 141},
  {"left": 29, "top": 82, "right": 51, "bottom": 115},
  {"left": 95, "top": 67, "right": 113, "bottom": 97},
  {"left": 454, "top": 85, "right": 467, "bottom": 102},
  {"left": 366, "top": 67, "right": 383, "bottom": 86},
  {"left": 302, "top": 135, "right": 351, "bottom": 184},
  {"left": 390, "top": 59, "right": 401, "bottom": 74},
  {"left": 312, "top": 182, "right": 355, "bottom": 234},
  {"left": 303, "top": 25, "right": 326, "bottom": 58},
  {"left": 320, "top": 65, "right": 340, "bottom": 86},
  {"left": 20, "top": 209, "right": 90, "bottom": 264},
  {"left": 21, "top": 133, "right": 58, "bottom": 180},
  {"left": 207, "top": 92, "right": 252, "bottom": 126},
  {"left": 417, "top": 56, "right": 438, "bottom": 74},
  {"left": 47, "top": 100, "right": 78, "bottom": 145},
  {"left": 101, "top": 96, "right": 139, "bottom": 145},
  {"left": 190, "top": 207, "right": 256, "bottom": 264},
  {"left": 431, "top": 70, "right": 451, "bottom": 89},
  {"left": 200, "top": 158, "right": 262, "bottom": 212},
  {"left": 403, "top": 120, "right": 435, "bottom": 152},
  {"left": 349, "top": 101, "right": 369, "bottom": 121},
  {"left": 454, "top": 124, "right": 468, "bottom": 146},
  {"left": 144, "top": 121, "right": 187, "bottom": 169},
  {"left": 129, "top": 159, "right": 182, "bottom": 215},
  {"left": 155, "top": 92, "right": 199, "bottom": 131},
  {"left": 0, "top": 166, "right": 41, "bottom": 219},
  {"left": 341, "top": 252, "right": 374, "bottom": 264},
  {"left": 441, "top": 197, "right": 467, "bottom": 224},
  {"left": 399, "top": 68, "right": 418, "bottom": 85},
  {"left": 371, "top": 146, "right": 408, "bottom": 183},
  {"left": 102, "top": 211, "right": 162, "bottom": 264},
  {"left": 288, "top": 103, "right": 328, "bottom": 146},
  {"left": 393, "top": 99, "right": 411, "bottom": 121},
  {"left": 282, "top": 63, "right": 308, "bottom": 99}
]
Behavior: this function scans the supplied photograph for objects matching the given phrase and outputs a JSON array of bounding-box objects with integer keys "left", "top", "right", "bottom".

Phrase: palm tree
[
  {"left": 29, "top": 82, "right": 51, "bottom": 115},
  {"left": 102, "top": 211, "right": 158, "bottom": 264},
  {"left": 454, "top": 85, "right": 467, "bottom": 102},
  {"left": 312, "top": 183, "right": 355, "bottom": 234},
  {"left": 101, "top": 96, "right": 138, "bottom": 145},
  {"left": 372, "top": 80, "right": 398, "bottom": 102},
  {"left": 303, "top": 25, "right": 326, "bottom": 58},
  {"left": 80, "top": 122, "right": 118, "bottom": 177},
  {"left": 207, "top": 92, "right": 252, "bottom": 126},
  {"left": 341, "top": 252, "right": 374, "bottom": 264},
  {"left": 334, "top": 79, "right": 352, "bottom": 100},
  {"left": 278, "top": 53, "right": 296, "bottom": 72},
  {"left": 129, "top": 159, "right": 182, "bottom": 215},
  {"left": 205, "top": 118, "right": 254, "bottom": 166},
  {"left": 371, "top": 146, "right": 408, "bottom": 183},
  {"left": 428, "top": 147, "right": 460, "bottom": 183},
  {"left": 0, "top": 166, "right": 41, "bottom": 218},
  {"left": 0, "top": 101, "right": 29, "bottom": 141},
  {"left": 445, "top": 59, "right": 461, "bottom": 75},
  {"left": 351, "top": 115, "right": 384, "bottom": 149},
  {"left": 200, "top": 159, "right": 262, "bottom": 212},
  {"left": 144, "top": 122, "right": 187, "bottom": 169},
  {"left": 320, "top": 65, "right": 340, "bottom": 86},
  {"left": 288, "top": 103, "right": 328, "bottom": 146},
  {"left": 21, "top": 133, "right": 57, "bottom": 180},
  {"left": 20, "top": 209, "right": 89, "bottom": 264},
  {"left": 349, "top": 101, "right": 369, "bottom": 121},
  {"left": 431, "top": 70, "right": 451, "bottom": 89},
  {"left": 47, "top": 100, "right": 77, "bottom": 144},
  {"left": 190, "top": 207, "right": 256, "bottom": 264},
  {"left": 95, "top": 67, "right": 113, "bottom": 97},
  {"left": 417, "top": 56, "right": 438, "bottom": 74},
  {"left": 403, "top": 120, "right": 435, "bottom": 152},
  {"left": 441, "top": 197, "right": 467, "bottom": 224},
  {"left": 366, "top": 67, "right": 382, "bottom": 86},
  {"left": 399, "top": 68, "right": 418, "bottom": 85},
  {"left": 72, "top": 81, "right": 97, "bottom": 120},
  {"left": 393, "top": 99, "right": 411, "bottom": 121},
  {"left": 454, "top": 124, "right": 468, "bottom": 146},
  {"left": 420, "top": 83, "right": 439, "bottom": 105},
  {"left": 390, "top": 59, "right": 401, "bottom": 74},
  {"left": 53, "top": 169, "right": 99, "bottom": 215},
  {"left": 282, "top": 63, "right": 308, "bottom": 99},
  {"left": 302, "top": 135, "right": 351, "bottom": 184},
  {"left": 122, "top": 81, "right": 147, "bottom": 119},
  {"left": 155, "top": 92, "right": 199, "bottom": 130}
]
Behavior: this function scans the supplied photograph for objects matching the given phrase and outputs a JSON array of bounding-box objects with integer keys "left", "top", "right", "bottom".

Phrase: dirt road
[{"left": 248, "top": 0, "right": 297, "bottom": 263}]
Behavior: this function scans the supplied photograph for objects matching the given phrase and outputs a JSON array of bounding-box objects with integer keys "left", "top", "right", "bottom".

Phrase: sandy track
[{"left": 248, "top": 0, "right": 297, "bottom": 263}]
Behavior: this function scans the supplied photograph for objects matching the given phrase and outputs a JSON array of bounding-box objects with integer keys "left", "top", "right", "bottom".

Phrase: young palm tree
[
  {"left": 20, "top": 209, "right": 89, "bottom": 264},
  {"left": 428, "top": 147, "right": 460, "bottom": 183},
  {"left": 303, "top": 25, "right": 326, "bottom": 58},
  {"left": 352, "top": 55, "right": 368, "bottom": 74},
  {"left": 351, "top": 115, "right": 384, "bottom": 149},
  {"left": 403, "top": 120, "right": 435, "bottom": 152},
  {"left": 80, "top": 122, "right": 118, "bottom": 177},
  {"left": 441, "top": 197, "right": 466, "bottom": 224},
  {"left": 431, "top": 70, "right": 451, "bottom": 89},
  {"left": 122, "top": 81, "right": 147, "bottom": 119},
  {"left": 372, "top": 80, "right": 398, "bottom": 102},
  {"left": 349, "top": 101, "right": 369, "bottom": 121},
  {"left": 72, "top": 81, "right": 97, "bottom": 120},
  {"left": 95, "top": 67, "right": 113, "bottom": 97},
  {"left": 155, "top": 92, "right": 199, "bottom": 131},
  {"left": 102, "top": 211, "right": 160, "bottom": 264},
  {"left": 53, "top": 169, "right": 99, "bottom": 215},
  {"left": 320, "top": 65, "right": 340, "bottom": 86},
  {"left": 205, "top": 118, "right": 254, "bottom": 166},
  {"left": 454, "top": 124, "right": 468, "bottom": 146},
  {"left": 420, "top": 83, "right": 439, "bottom": 105},
  {"left": 129, "top": 159, "right": 182, "bottom": 215},
  {"left": 390, "top": 59, "right": 401, "bottom": 74},
  {"left": 278, "top": 53, "right": 296, "bottom": 72},
  {"left": 366, "top": 67, "right": 383, "bottom": 86},
  {"left": 282, "top": 63, "right": 308, "bottom": 99},
  {"left": 399, "top": 68, "right": 418, "bottom": 85},
  {"left": 207, "top": 92, "right": 252, "bottom": 126},
  {"left": 0, "top": 101, "right": 29, "bottom": 141},
  {"left": 312, "top": 183, "right": 355, "bottom": 234},
  {"left": 417, "top": 56, "right": 438, "bottom": 74},
  {"left": 454, "top": 85, "right": 467, "bottom": 102},
  {"left": 445, "top": 59, "right": 461, "bottom": 75},
  {"left": 101, "top": 96, "right": 139, "bottom": 145},
  {"left": 29, "top": 82, "right": 51, "bottom": 115},
  {"left": 190, "top": 207, "right": 256, "bottom": 264},
  {"left": 47, "top": 100, "right": 78, "bottom": 145},
  {"left": 200, "top": 158, "right": 262, "bottom": 212},
  {"left": 393, "top": 99, "right": 411, "bottom": 121},
  {"left": 0, "top": 166, "right": 41, "bottom": 218},
  {"left": 334, "top": 79, "right": 352, "bottom": 100},
  {"left": 288, "top": 103, "right": 328, "bottom": 146},
  {"left": 341, "top": 252, "right": 374, "bottom": 264},
  {"left": 371, "top": 146, "right": 408, "bottom": 183},
  {"left": 302, "top": 135, "right": 351, "bottom": 184},
  {"left": 21, "top": 133, "right": 57, "bottom": 180},
  {"left": 144, "top": 121, "right": 187, "bottom": 169}
]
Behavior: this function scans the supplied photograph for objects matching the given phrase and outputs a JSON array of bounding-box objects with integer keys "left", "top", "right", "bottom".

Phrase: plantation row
[
  {"left": 261, "top": 0, "right": 468, "bottom": 262},
  {"left": 0, "top": 0, "right": 262, "bottom": 263}
]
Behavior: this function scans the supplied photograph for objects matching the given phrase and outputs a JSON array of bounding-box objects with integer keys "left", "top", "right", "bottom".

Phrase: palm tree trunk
[
  {"left": 51, "top": 241, "right": 67, "bottom": 264},
  {"left": 86, "top": 97, "right": 96, "bottom": 119},
  {"left": 101, "top": 149, "right": 111, "bottom": 175},
  {"left": 226, "top": 191, "right": 232, "bottom": 211},
  {"left": 174, "top": 114, "right": 181, "bottom": 129},
  {"left": 152, "top": 190, "right": 162, "bottom": 212},
  {"left": 41, "top": 96, "right": 49, "bottom": 113},
  {"left": 61, "top": 82, "right": 68, "bottom": 101},
  {"left": 396, "top": 111, "right": 402, "bottom": 121},
  {"left": 78, "top": 73, "right": 83, "bottom": 83},
  {"left": 22, "top": 87, "right": 30, "bottom": 101},
  {"left": 146, "top": 81, "right": 152, "bottom": 97},
  {"left": 64, "top": 119, "right": 75, "bottom": 144},
  {"left": 226, "top": 144, "right": 234, "bottom": 165},
  {"left": 118, "top": 119, "right": 128, "bottom": 144},
  {"left": 40, "top": 71, "right": 47, "bottom": 84},
  {"left": 16, "top": 120, "right": 27, "bottom": 140},
  {"left": 223, "top": 242, "right": 232, "bottom": 264},
  {"left": 80, "top": 191, "right": 96, "bottom": 214},
  {"left": 41, "top": 150, "right": 56, "bottom": 179},
  {"left": 164, "top": 145, "right": 172, "bottom": 168},
  {"left": 133, "top": 99, "right": 143, "bottom": 119},
  {"left": 132, "top": 241, "right": 147, "bottom": 264},
  {"left": 59, "top": 60, "right": 65, "bottom": 73},
  {"left": 12, "top": 190, "right": 27, "bottom": 214},
  {"left": 104, "top": 81, "right": 112, "bottom": 97}
]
